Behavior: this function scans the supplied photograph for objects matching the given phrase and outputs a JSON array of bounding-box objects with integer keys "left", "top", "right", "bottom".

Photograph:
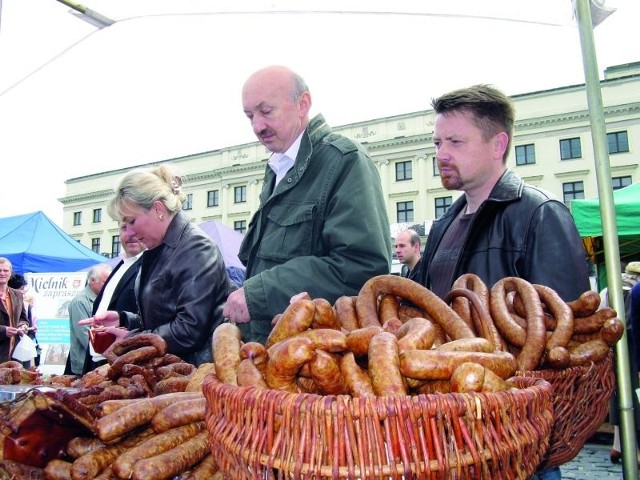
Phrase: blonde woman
[{"left": 81, "top": 165, "right": 231, "bottom": 365}]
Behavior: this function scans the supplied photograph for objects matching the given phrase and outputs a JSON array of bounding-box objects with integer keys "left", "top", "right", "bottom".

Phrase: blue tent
[{"left": 0, "top": 211, "right": 107, "bottom": 274}]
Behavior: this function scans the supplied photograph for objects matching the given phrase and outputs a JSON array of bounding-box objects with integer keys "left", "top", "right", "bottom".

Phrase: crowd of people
[{"left": 1, "top": 66, "right": 637, "bottom": 479}]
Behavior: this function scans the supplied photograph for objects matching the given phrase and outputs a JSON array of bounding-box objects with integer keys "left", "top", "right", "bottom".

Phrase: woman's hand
[{"left": 104, "top": 326, "right": 129, "bottom": 341}]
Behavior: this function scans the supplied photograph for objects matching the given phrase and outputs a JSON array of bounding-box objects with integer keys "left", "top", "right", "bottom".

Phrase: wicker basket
[
  {"left": 516, "top": 349, "right": 615, "bottom": 469},
  {"left": 203, "top": 376, "right": 554, "bottom": 479}
]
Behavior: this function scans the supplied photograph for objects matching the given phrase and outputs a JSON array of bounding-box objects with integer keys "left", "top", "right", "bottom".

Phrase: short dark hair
[
  {"left": 431, "top": 84, "right": 515, "bottom": 162},
  {"left": 8, "top": 273, "right": 28, "bottom": 289}
]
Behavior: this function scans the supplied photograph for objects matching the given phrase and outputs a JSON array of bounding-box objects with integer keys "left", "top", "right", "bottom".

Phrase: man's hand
[
  {"left": 78, "top": 311, "right": 120, "bottom": 328},
  {"left": 223, "top": 288, "right": 251, "bottom": 324}
]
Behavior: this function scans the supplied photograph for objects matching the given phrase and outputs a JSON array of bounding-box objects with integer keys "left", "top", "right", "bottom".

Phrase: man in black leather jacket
[{"left": 415, "top": 84, "right": 590, "bottom": 480}]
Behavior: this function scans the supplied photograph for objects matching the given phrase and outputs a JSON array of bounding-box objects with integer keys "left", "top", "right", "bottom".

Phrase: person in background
[
  {"left": 604, "top": 260, "right": 640, "bottom": 465},
  {"left": 394, "top": 229, "right": 422, "bottom": 281},
  {"left": 80, "top": 164, "right": 231, "bottom": 366},
  {"left": 0, "top": 258, "right": 29, "bottom": 362},
  {"left": 224, "top": 65, "right": 391, "bottom": 344},
  {"left": 65, "top": 264, "right": 111, "bottom": 375},
  {"left": 415, "top": 85, "right": 590, "bottom": 480},
  {"left": 82, "top": 223, "right": 145, "bottom": 373},
  {"left": 8, "top": 273, "right": 40, "bottom": 367}
]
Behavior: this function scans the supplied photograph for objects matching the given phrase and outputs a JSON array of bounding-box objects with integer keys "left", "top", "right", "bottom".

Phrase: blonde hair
[{"left": 108, "top": 164, "right": 186, "bottom": 221}]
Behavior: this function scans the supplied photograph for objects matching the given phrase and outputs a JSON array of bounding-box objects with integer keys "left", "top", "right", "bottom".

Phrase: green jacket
[{"left": 239, "top": 114, "right": 391, "bottom": 343}]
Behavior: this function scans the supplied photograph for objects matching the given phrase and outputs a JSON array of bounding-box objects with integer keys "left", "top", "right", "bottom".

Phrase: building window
[
  {"left": 434, "top": 196, "right": 452, "bottom": 218},
  {"left": 92, "top": 208, "right": 102, "bottom": 223},
  {"left": 562, "top": 181, "right": 585, "bottom": 204},
  {"left": 396, "top": 201, "right": 414, "bottom": 223},
  {"left": 111, "top": 235, "right": 120, "bottom": 258},
  {"left": 612, "top": 175, "right": 632, "bottom": 190},
  {"left": 73, "top": 211, "right": 82, "bottom": 226},
  {"left": 207, "top": 190, "right": 219, "bottom": 207},
  {"left": 515, "top": 144, "right": 536, "bottom": 165},
  {"left": 608, "top": 131, "right": 629, "bottom": 154},
  {"left": 234, "top": 220, "right": 247, "bottom": 234},
  {"left": 234, "top": 186, "right": 247, "bottom": 203},
  {"left": 432, "top": 157, "right": 439, "bottom": 176},
  {"left": 91, "top": 238, "right": 101, "bottom": 254},
  {"left": 560, "top": 138, "right": 582, "bottom": 160},
  {"left": 395, "top": 161, "right": 412, "bottom": 181},
  {"left": 182, "top": 193, "right": 193, "bottom": 211}
]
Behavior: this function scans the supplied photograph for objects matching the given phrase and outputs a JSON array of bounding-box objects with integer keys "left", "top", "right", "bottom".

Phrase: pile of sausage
[
  {"left": 44, "top": 334, "right": 201, "bottom": 418},
  {"left": 43, "top": 386, "right": 220, "bottom": 480},
  {"left": 0, "top": 334, "right": 222, "bottom": 480},
  {"left": 212, "top": 274, "right": 623, "bottom": 397},
  {"left": 0, "top": 360, "right": 43, "bottom": 385}
]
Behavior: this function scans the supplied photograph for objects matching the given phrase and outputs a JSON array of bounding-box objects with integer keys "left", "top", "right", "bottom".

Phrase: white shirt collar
[{"left": 268, "top": 132, "right": 303, "bottom": 187}]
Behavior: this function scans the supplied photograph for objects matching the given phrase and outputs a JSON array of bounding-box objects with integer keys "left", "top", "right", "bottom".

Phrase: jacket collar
[
  {"left": 486, "top": 169, "right": 525, "bottom": 203},
  {"left": 274, "top": 113, "right": 330, "bottom": 191},
  {"left": 442, "top": 170, "right": 524, "bottom": 220},
  {"left": 162, "top": 211, "right": 191, "bottom": 249}
]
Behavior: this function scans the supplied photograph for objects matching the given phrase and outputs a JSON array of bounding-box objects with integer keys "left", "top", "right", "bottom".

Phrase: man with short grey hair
[{"left": 65, "top": 264, "right": 111, "bottom": 375}]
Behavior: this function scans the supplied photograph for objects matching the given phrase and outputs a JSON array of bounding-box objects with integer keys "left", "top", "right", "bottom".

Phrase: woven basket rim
[{"left": 204, "top": 375, "right": 554, "bottom": 479}]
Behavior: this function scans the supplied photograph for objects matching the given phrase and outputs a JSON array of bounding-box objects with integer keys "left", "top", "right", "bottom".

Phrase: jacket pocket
[{"left": 257, "top": 202, "right": 316, "bottom": 261}]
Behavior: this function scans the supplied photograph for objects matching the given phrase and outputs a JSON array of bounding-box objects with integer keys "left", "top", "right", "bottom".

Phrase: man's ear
[
  {"left": 494, "top": 132, "right": 509, "bottom": 160},
  {"left": 298, "top": 91, "right": 312, "bottom": 117}
]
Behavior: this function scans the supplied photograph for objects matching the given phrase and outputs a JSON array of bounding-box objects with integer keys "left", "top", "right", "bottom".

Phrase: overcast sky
[{"left": 0, "top": 0, "right": 638, "bottom": 226}]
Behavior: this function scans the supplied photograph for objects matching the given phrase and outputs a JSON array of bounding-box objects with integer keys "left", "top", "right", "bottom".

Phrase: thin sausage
[
  {"left": 357, "top": 275, "right": 475, "bottom": 340},
  {"left": 490, "top": 277, "right": 546, "bottom": 371},
  {"left": 444, "top": 288, "right": 506, "bottom": 351},
  {"left": 533, "top": 284, "right": 574, "bottom": 351}
]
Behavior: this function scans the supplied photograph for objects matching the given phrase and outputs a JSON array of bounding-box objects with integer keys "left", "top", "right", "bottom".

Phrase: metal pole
[
  {"left": 55, "top": 0, "right": 114, "bottom": 28},
  {"left": 574, "top": 1, "right": 638, "bottom": 478}
]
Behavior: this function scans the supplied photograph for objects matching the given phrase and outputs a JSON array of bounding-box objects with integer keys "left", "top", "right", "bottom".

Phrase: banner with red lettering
[{"left": 24, "top": 272, "right": 87, "bottom": 376}]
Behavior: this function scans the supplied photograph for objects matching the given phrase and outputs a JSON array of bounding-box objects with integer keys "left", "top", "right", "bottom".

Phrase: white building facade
[{"left": 60, "top": 62, "right": 640, "bottom": 259}]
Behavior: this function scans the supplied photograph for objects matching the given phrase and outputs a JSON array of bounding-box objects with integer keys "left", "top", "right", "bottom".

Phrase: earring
[{"left": 158, "top": 214, "right": 164, "bottom": 221}]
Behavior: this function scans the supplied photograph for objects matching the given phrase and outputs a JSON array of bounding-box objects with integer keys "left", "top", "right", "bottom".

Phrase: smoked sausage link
[
  {"left": 368, "top": 332, "right": 407, "bottom": 396},
  {"left": 357, "top": 275, "right": 475, "bottom": 340},
  {"left": 265, "top": 299, "right": 316, "bottom": 348},
  {"left": 212, "top": 322, "right": 242, "bottom": 386}
]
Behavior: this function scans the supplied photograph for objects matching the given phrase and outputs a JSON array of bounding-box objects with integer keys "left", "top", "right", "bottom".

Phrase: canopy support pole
[{"left": 574, "top": 1, "right": 637, "bottom": 478}]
